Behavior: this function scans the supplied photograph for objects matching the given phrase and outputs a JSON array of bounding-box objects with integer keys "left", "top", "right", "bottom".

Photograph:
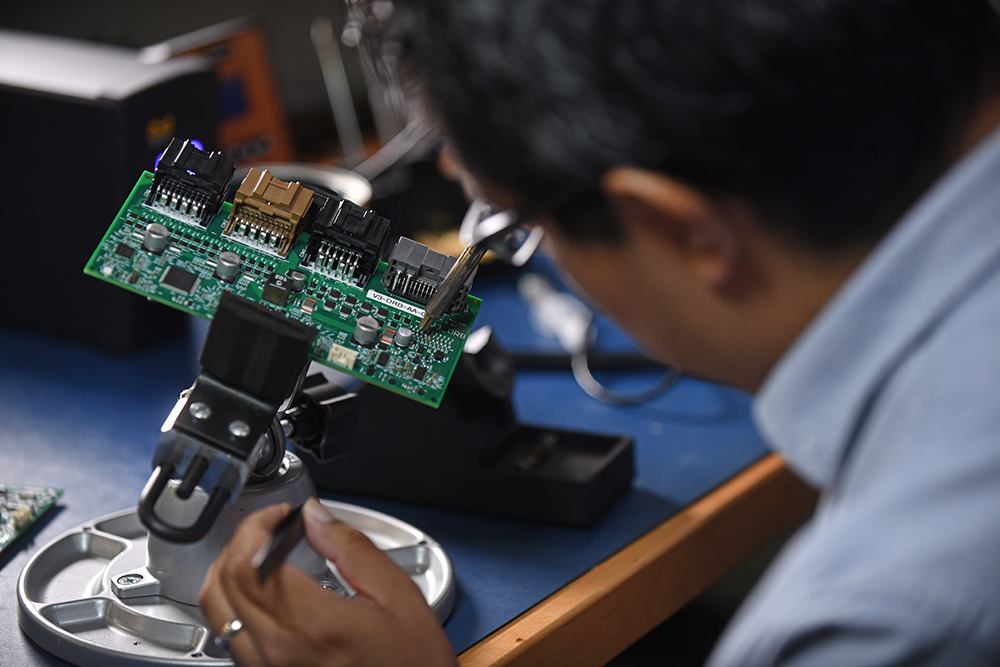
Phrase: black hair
[{"left": 389, "top": 0, "right": 1000, "bottom": 247}]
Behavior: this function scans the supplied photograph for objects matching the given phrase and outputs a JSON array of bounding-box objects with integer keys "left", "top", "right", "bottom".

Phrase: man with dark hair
[{"left": 199, "top": 1, "right": 1000, "bottom": 664}]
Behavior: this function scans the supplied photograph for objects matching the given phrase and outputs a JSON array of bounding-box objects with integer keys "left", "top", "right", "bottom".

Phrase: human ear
[{"left": 600, "top": 166, "right": 742, "bottom": 290}]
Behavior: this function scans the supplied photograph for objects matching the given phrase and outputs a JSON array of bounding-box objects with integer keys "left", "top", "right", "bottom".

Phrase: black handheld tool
[{"left": 251, "top": 504, "right": 306, "bottom": 583}]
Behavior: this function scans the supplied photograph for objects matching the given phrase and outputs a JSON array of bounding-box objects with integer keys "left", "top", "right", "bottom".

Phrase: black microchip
[
  {"left": 115, "top": 243, "right": 135, "bottom": 259},
  {"left": 262, "top": 284, "right": 290, "bottom": 307},
  {"left": 161, "top": 266, "right": 199, "bottom": 294},
  {"left": 340, "top": 307, "right": 352, "bottom": 317},
  {"left": 376, "top": 351, "right": 390, "bottom": 366},
  {"left": 329, "top": 289, "right": 342, "bottom": 300},
  {"left": 392, "top": 312, "right": 401, "bottom": 321},
  {"left": 260, "top": 276, "right": 288, "bottom": 307},
  {"left": 377, "top": 308, "right": 389, "bottom": 318},
  {"left": 413, "top": 366, "right": 427, "bottom": 381},
  {"left": 434, "top": 350, "right": 445, "bottom": 362},
  {"left": 261, "top": 273, "right": 293, "bottom": 307},
  {"left": 360, "top": 302, "right": 372, "bottom": 312},
  {"left": 325, "top": 300, "right": 339, "bottom": 310},
  {"left": 346, "top": 295, "right": 358, "bottom": 306},
  {"left": 417, "top": 346, "right": 427, "bottom": 354}
]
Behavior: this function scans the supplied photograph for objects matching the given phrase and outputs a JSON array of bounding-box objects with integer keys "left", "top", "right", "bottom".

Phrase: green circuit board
[
  {"left": 1, "top": 485, "right": 62, "bottom": 558},
  {"left": 84, "top": 170, "right": 480, "bottom": 408}
]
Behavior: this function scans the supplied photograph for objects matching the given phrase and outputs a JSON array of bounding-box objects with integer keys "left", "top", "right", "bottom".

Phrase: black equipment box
[{"left": 0, "top": 29, "right": 217, "bottom": 351}]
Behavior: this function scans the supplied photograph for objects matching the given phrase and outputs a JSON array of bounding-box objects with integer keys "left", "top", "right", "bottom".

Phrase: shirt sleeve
[{"left": 706, "top": 574, "right": 997, "bottom": 667}]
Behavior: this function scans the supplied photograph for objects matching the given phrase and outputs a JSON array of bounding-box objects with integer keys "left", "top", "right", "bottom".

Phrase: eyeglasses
[{"left": 458, "top": 198, "right": 546, "bottom": 267}]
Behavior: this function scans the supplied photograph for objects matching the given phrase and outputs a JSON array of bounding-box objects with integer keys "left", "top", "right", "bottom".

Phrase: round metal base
[{"left": 17, "top": 501, "right": 455, "bottom": 666}]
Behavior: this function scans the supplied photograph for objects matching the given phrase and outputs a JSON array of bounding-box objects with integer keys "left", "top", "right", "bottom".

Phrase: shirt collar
[{"left": 755, "top": 124, "right": 1000, "bottom": 488}]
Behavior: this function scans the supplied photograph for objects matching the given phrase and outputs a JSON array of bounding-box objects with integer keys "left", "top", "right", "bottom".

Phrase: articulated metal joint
[{"left": 138, "top": 372, "right": 284, "bottom": 544}]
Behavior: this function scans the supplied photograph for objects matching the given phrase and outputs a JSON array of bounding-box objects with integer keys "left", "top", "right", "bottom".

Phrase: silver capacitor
[
  {"left": 394, "top": 326, "right": 414, "bottom": 348},
  {"left": 143, "top": 223, "right": 170, "bottom": 254},
  {"left": 215, "top": 251, "right": 242, "bottom": 282},
  {"left": 353, "top": 315, "right": 380, "bottom": 346},
  {"left": 287, "top": 270, "right": 307, "bottom": 292}
]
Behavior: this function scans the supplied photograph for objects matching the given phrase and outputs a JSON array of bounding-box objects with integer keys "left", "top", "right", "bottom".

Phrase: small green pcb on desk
[
  {"left": 84, "top": 140, "right": 480, "bottom": 408},
  {"left": 1, "top": 485, "right": 62, "bottom": 558}
]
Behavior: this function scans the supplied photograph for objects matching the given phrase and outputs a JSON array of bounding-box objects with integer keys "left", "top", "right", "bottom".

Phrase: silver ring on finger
[{"left": 215, "top": 618, "right": 245, "bottom": 650}]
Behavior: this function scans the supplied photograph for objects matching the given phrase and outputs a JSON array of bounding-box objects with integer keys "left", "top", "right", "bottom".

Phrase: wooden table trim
[{"left": 457, "top": 454, "right": 817, "bottom": 667}]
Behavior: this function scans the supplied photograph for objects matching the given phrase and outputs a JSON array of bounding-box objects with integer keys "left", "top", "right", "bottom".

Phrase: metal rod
[{"left": 419, "top": 241, "right": 489, "bottom": 331}]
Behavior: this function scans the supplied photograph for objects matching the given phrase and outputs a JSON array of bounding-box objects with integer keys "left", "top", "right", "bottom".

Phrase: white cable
[{"left": 517, "top": 273, "right": 681, "bottom": 405}]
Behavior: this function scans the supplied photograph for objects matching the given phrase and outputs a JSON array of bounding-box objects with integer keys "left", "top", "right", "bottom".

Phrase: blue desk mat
[
  {"left": 0, "top": 262, "right": 767, "bottom": 663},
  {"left": 354, "top": 264, "right": 768, "bottom": 651}
]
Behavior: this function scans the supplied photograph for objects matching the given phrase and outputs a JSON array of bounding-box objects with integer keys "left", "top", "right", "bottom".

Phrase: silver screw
[
  {"left": 117, "top": 574, "right": 144, "bottom": 586},
  {"left": 228, "top": 420, "right": 251, "bottom": 438},
  {"left": 188, "top": 402, "right": 212, "bottom": 420}
]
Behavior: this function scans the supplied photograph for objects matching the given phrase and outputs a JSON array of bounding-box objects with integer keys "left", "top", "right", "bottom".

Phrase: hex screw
[
  {"left": 188, "top": 402, "right": 212, "bottom": 420},
  {"left": 228, "top": 420, "right": 251, "bottom": 438}
]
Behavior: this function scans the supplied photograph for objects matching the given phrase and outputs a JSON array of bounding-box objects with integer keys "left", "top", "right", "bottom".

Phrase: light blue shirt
[{"left": 708, "top": 124, "right": 1000, "bottom": 666}]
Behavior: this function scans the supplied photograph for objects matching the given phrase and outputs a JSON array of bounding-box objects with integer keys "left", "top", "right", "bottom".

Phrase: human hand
[{"left": 198, "top": 499, "right": 457, "bottom": 667}]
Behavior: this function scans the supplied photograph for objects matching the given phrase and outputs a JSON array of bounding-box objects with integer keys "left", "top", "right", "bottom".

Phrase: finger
[
  {"left": 200, "top": 544, "right": 240, "bottom": 633},
  {"left": 199, "top": 504, "right": 295, "bottom": 666},
  {"left": 217, "top": 583, "right": 302, "bottom": 667},
  {"left": 224, "top": 503, "right": 294, "bottom": 565},
  {"left": 302, "top": 499, "right": 424, "bottom": 609},
  {"left": 214, "top": 501, "right": 327, "bottom": 616},
  {"left": 210, "top": 500, "right": 450, "bottom": 665},
  {"left": 201, "top": 502, "right": 333, "bottom": 644},
  {"left": 212, "top": 503, "right": 297, "bottom": 602},
  {"left": 199, "top": 555, "right": 267, "bottom": 667},
  {"left": 212, "top": 546, "right": 340, "bottom": 667}
]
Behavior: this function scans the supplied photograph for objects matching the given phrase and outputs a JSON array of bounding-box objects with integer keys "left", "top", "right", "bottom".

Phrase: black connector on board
[
  {"left": 145, "top": 138, "right": 235, "bottom": 226},
  {"left": 302, "top": 194, "right": 391, "bottom": 287}
]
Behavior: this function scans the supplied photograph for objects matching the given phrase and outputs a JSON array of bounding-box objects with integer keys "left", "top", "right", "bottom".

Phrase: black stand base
[{"left": 298, "top": 333, "right": 634, "bottom": 527}]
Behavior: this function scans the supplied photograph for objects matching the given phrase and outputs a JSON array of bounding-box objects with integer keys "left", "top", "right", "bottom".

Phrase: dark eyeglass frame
[
  {"left": 458, "top": 198, "right": 546, "bottom": 266},
  {"left": 451, "top": 195, "right": 683, "bottom": 407}
]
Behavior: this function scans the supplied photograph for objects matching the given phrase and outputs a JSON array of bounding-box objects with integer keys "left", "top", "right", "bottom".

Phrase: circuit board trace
[{"left": 1, "top": 485, "right": 62, "bottom": 557}]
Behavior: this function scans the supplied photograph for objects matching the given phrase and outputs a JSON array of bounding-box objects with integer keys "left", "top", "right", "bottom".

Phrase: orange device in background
[{"left": 142, "top": 17, "right": 296, "bottom": 164}]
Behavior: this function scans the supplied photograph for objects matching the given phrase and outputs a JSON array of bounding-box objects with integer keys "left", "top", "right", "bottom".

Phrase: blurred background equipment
[
  {"left": 311, "top": 15, "right": 367, "bottom": 169},
  {"left": 0, "top": 29, "right": 217, "bottom": 351},
  {"left": 0, "top": 1, "right": 355, "bottom": 159},
  {"left": 139, "top": 17, "right": 296, "bottom": 165},
  {"left": 0, "top": 3, "right": 472, "bottom": 354}
]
